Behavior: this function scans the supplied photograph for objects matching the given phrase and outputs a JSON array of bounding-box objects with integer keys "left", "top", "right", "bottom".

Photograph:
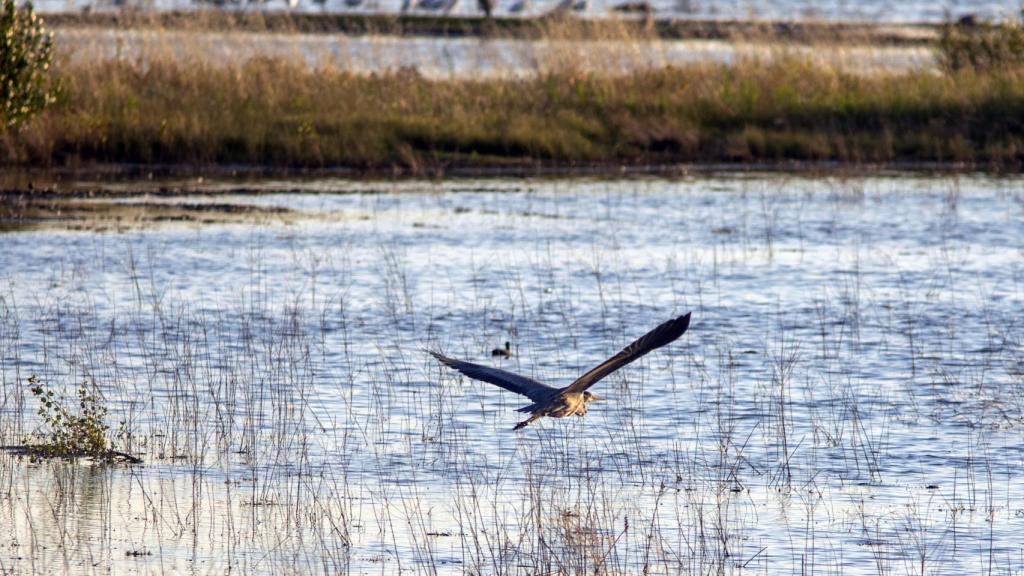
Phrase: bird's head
[{"left": 583, "top": 391, "right": 604, "bottom": 403}]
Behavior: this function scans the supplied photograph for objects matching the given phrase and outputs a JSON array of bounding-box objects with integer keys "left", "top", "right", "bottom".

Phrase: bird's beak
[{"left": 588, "top": 393, "right": 604, "bottom": 402}]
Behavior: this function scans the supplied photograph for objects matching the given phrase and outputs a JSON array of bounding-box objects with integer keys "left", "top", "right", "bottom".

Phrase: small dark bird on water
[
  {"left": 491, "top": 341, "right": 512, "bottom": 358},
  {"left": 430, "top": 312, "right": 691, "bottom": 430}
]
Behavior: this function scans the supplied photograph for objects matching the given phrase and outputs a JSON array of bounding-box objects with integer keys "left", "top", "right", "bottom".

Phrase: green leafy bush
[
  {"left": 27, "top": 374, "right": 112, "bottom": 459},
  {"left": 1, "top": 0, "right": 58, "bottom": 129}
]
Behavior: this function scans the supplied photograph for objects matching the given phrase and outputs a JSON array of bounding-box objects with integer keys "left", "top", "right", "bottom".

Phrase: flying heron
[{"left": 429, "top": 312, "right": 691, "bottom": 430}]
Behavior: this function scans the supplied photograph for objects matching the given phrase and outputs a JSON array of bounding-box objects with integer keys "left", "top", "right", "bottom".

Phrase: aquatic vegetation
[
  {"left": 0, "top": 192, "right": 296, "bottom": 232},
  {"left": 21, "top": 375, "right": 138, "bottom": 462}
]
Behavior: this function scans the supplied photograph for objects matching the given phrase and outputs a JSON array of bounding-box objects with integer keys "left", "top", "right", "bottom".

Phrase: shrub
[
  {"left": 27, "top": 374, "right": 112, "bottom": 459},
  {"left": 0, "top": 0, "right": 59, "bottom": 130}
]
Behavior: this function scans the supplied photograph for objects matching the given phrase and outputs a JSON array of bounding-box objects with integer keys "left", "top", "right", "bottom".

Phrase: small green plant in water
[{"left": 26, "top": 374, "right": 126, "bottom": 461}]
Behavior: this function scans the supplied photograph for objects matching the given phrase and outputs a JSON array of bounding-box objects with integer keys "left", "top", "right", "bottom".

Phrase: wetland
[{"left": 1, "top": 173, "right": 1022, "bottom": 574}]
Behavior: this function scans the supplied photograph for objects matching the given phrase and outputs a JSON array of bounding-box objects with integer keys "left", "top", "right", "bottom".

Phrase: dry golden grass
[{"left": 4, "top": 19, "right": 1024, "bottom": 173}]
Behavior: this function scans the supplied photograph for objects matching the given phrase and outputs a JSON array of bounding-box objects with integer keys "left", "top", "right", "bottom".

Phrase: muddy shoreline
[
  {"left": 1, "top": 161, "right": 1009, "bottom": 232},
  {"left": 0, "top": 160, "right": 1002, "bottom": 197},
  {"left": 0, "top": 188, "right": 297, "bottom": 232},
  {"left": 3, "top": 158, "right": 1011, "bottom": 236}
]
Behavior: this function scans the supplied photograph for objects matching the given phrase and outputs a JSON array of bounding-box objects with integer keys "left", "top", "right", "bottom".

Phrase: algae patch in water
[{"left": 0, "top": 191, "right": 295, "bottom": 232}]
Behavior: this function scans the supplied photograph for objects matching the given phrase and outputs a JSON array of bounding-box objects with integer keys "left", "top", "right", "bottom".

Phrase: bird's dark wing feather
[
  {"left": 563, "top": 312, "right": 691, "bottom": 394},
  {"left": 429, "top": 351, "right": 558, "bottom": 402}
]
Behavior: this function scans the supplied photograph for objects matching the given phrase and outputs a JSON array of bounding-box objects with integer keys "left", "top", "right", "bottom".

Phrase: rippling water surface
[{"left": 1, "top": 174, "right": 1023, "bottom": 574}]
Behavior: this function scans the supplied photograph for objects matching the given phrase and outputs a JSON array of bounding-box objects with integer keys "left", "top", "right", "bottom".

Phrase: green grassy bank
[{"left": 4, "top": 40, "right": 1024, "bottom": 173}]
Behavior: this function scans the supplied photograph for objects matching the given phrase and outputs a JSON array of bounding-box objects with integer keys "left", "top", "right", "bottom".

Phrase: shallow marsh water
[
  {"left": 55, "top": 27, "right": 936, "bottom": 78},
  {"left": 1, "top": 174, "right": 1023, "bottom": 574}
]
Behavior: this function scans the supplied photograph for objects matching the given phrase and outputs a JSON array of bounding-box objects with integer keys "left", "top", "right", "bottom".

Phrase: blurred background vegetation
[{"left": 3, "top": 5, "right": 1023, "bottom": 172}]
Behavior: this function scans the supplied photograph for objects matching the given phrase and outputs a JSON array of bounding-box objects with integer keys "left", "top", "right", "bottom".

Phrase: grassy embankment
[{"left": 3, "top": 18, "right": 1024, "bottom": 173}]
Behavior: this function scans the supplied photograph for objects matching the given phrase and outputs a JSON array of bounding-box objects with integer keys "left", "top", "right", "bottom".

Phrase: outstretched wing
[
  {"left": 429, "top": 351, "right": 558, "bottom": 402},
  {"left": 563, "top": 312, "right": 691, "bottom": 394}
]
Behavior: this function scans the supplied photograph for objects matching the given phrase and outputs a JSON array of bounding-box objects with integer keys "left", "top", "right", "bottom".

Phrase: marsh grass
[
  {"left": 3, "top": 18, "right": 1024, "bottom": 172},
  {"left": 937, "top": 19, "right": 1024, "bottom": 72}
]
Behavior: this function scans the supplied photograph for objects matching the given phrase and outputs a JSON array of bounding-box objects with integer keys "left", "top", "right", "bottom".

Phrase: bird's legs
[{"left": 513, "top": 413, "right": 542, "bottom": 430}]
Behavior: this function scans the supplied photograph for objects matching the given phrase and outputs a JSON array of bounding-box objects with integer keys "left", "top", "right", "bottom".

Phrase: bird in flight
[{"left": 429, "top": 312, "right": 691, "bottom": 430}]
